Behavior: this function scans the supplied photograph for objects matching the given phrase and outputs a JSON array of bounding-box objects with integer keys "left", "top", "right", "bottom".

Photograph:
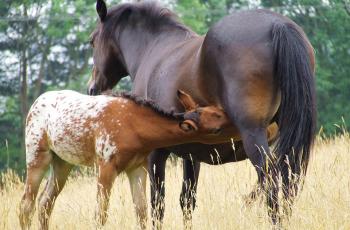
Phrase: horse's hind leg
[
  {"left": 96, "top": 161, "right": 117, "bottom": 226},
  {"left": 244, "top": 125, "right": 279, "bottom": 207},
  {"left": 19, "top": 150, "right": 52, "bottom": 229},
  {"left": 280, "top": 159, "right": 298, "bottom": 219},
  {"left": 127, "top": 163, "right": 148, "bottom": 229},
  {"left": 244, "top": 183, "right": 263, "bottom": 206},
  {"left": 37, "top": 153, "right": 73, "bottom": 230},
  {"left": 240, "top": 127, "right": 279, "bottom": 224}
]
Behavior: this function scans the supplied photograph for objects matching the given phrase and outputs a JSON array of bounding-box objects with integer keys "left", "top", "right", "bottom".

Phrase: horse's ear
[
  {"left": 96, "top": 0, "right": 107, "bottom": 22},
  {"left": 179, "top": 120, "right": 198, "bottom": 132},
  {"left": 177, "top": 90, "right": 198, "bottom": 110}
]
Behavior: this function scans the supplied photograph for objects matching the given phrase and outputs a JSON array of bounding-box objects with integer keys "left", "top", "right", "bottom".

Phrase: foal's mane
[
  {"left": 113, "top": 92, "right": 184, "bottom": 121},
  {"left": 91, "top": 2, "right": 193, "bottom": 46}
]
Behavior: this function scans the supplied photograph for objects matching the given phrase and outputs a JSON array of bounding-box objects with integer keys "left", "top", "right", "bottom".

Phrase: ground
[{"left": 1, "top": 131, "right": 349, "bottom": 229}]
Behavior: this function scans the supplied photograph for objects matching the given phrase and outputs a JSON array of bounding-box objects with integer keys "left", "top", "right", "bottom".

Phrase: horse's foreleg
[
  {"left": 127, "top": 163, "right": 148, "bottom": 229},
  {"left": 148, "top": 148, "right": 170, "bottom": 229},
  {"left": 240, "top": 127, "right": 280, "bottom": 224},
  {"left": 19, "top": 150, "right": 52, "bottom": 230},
  {"left": 37, "top": 153, "right": 73, "bottom": 230},
  {"left": 180, "top": 159, "right": 200, "bottom": 229},
  {"left": 96, "top": 161, "right": 117, "bottom": 227}
]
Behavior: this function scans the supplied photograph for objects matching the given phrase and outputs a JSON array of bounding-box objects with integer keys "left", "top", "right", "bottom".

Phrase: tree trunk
[
  {"left": 34, "top": 38, "right": 51, "bottom": 100},
  {"left": 20, "top": 50, "right": 28, "bottom": 121},
  {"left": 20, "top": 7, "right": 28, "bottom": 152}
]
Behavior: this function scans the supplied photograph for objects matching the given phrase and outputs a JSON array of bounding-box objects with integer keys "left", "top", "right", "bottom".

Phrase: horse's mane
[
  {"left": 112, "top": 92, "right": 184, "bottom": 121},
  {"left": 91, "top": 2, "right": 194, "bottom": 46}
]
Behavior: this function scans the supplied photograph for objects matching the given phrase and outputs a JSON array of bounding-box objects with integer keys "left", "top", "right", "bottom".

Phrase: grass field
[{"left": 1, "top": 131, "right": 349, "bottom": 229}]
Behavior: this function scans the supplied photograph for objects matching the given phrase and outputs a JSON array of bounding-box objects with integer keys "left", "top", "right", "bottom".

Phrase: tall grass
[{"left": 1, "top": 131, "right": 349, "bottom": 229}]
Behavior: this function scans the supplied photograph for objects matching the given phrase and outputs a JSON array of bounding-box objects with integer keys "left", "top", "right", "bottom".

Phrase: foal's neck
[{"left": 123, "top": 100, "right": 195, "bottom": 149}]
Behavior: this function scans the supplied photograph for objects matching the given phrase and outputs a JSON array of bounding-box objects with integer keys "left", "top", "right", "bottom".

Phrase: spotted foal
[{"left": 19, "top": 89, "right": 230, "bottom": 229}]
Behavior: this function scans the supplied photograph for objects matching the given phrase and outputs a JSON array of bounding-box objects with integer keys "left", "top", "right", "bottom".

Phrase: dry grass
[{"left": 1, "top": 132, "right": 349, "bottom": 229}]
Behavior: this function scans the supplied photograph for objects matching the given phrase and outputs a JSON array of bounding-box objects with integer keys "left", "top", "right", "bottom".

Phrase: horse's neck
[
  {"left": 120, "top": 27, "right": 195, "bottom": 78},
  {"left": 118, "top": 24, "right": 218, "bottom": 106}
]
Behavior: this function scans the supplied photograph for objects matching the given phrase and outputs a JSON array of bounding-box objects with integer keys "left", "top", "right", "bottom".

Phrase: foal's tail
[{"left": 271, "top": 22, "right": 316, "bottom": 195}]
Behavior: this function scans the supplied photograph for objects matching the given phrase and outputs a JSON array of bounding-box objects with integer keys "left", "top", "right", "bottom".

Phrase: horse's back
[
  {"left": 207, "top": 9, "right": 297, "bottom": 43},
  {"left": 203, "top": 9, "right": 311, "bottom": 78}
]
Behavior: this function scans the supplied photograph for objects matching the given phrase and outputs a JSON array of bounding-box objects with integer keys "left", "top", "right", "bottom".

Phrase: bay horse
[
  {"left": 88, "top": 0, "right": 316, "bottom": 226},
  {"left": 19, "top": 89, "right": 231, "bottom": 229}
]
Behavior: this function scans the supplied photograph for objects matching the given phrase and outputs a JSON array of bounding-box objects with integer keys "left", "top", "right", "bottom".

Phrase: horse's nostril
[
  {"left": 88, "top": 86, "right": 98, "bottom": 96},
  {"left": 88, "top": 87, "right": 93, "bottom": 95}
]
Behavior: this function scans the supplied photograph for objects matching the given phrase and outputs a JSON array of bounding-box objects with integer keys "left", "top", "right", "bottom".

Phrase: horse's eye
[{"left": 89, "top": 39, "right": 94, "bottom": 47}]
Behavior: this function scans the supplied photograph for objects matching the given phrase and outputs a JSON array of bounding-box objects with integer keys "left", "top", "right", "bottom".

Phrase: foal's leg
[
  {"left": 96, "top": 161, "right": 117, "bottom": 226},
  {"left": 19, "top": 150, "right": 52, "bottom": 229},
  {"left": 180, "top": 159, "right": 200, "bottom": 229},
  {"left": 127, "top": 163, "right": 148, "bottom": 229},
  {"left": 37, "top": 153, "right": 73, "bottom": 230}
]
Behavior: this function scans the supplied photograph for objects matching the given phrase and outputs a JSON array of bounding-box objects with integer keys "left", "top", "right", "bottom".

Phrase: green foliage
[
  {"left": 260, "top": 0, "right": 350, "bottom": 132},
  {"left": 0, "top": 96, "right": 24, "bottom": 172},
  {"left": 175, "top": 0, "right": 208, "bottom": 34}
]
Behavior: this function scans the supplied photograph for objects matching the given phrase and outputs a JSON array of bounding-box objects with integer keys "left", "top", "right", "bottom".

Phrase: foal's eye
[{"left": 213, "top": 113, "right": 222, "bottom": 119}]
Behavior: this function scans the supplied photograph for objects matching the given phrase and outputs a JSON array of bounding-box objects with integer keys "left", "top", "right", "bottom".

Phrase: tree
[{"left": 0, "top": 0, "right": 99, "bottom": 171}]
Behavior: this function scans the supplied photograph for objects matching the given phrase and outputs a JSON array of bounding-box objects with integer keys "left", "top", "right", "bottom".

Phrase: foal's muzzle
[
  {"left": 211, "top": 128, "right": 222, "bottom": 135},
  {"left": 183, "top": 111, "right": 200, "bottom": 123}
]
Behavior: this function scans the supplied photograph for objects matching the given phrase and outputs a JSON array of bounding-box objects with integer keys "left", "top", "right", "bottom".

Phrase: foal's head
[{"left": 177, "top": 90, "right": 230, "bottom": 135}]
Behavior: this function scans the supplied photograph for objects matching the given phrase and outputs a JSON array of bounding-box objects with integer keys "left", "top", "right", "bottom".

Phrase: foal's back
[{"left": 26, "top": 90, "right": 125, "bottom": 166}]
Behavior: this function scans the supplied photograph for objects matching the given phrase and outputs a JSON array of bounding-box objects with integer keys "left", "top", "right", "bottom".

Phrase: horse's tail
[{"left": 271, "top": 22, "right": 316, "bottom": 195}]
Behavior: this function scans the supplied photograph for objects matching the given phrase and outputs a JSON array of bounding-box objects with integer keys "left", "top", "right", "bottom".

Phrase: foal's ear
[
  {"left": 179, "top": 120, "right": 198, "bottom": 132},
  {"left": 177, "top": 90, "right": 198, "bottom": 110},
  {"left": 96, "top": 0, "right": 107, "bottom": 22}
]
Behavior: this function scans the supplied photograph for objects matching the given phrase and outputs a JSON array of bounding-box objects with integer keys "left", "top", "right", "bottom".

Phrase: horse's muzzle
[{"left": 88, "top": 85, "right": 100, "bottom": 96}]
